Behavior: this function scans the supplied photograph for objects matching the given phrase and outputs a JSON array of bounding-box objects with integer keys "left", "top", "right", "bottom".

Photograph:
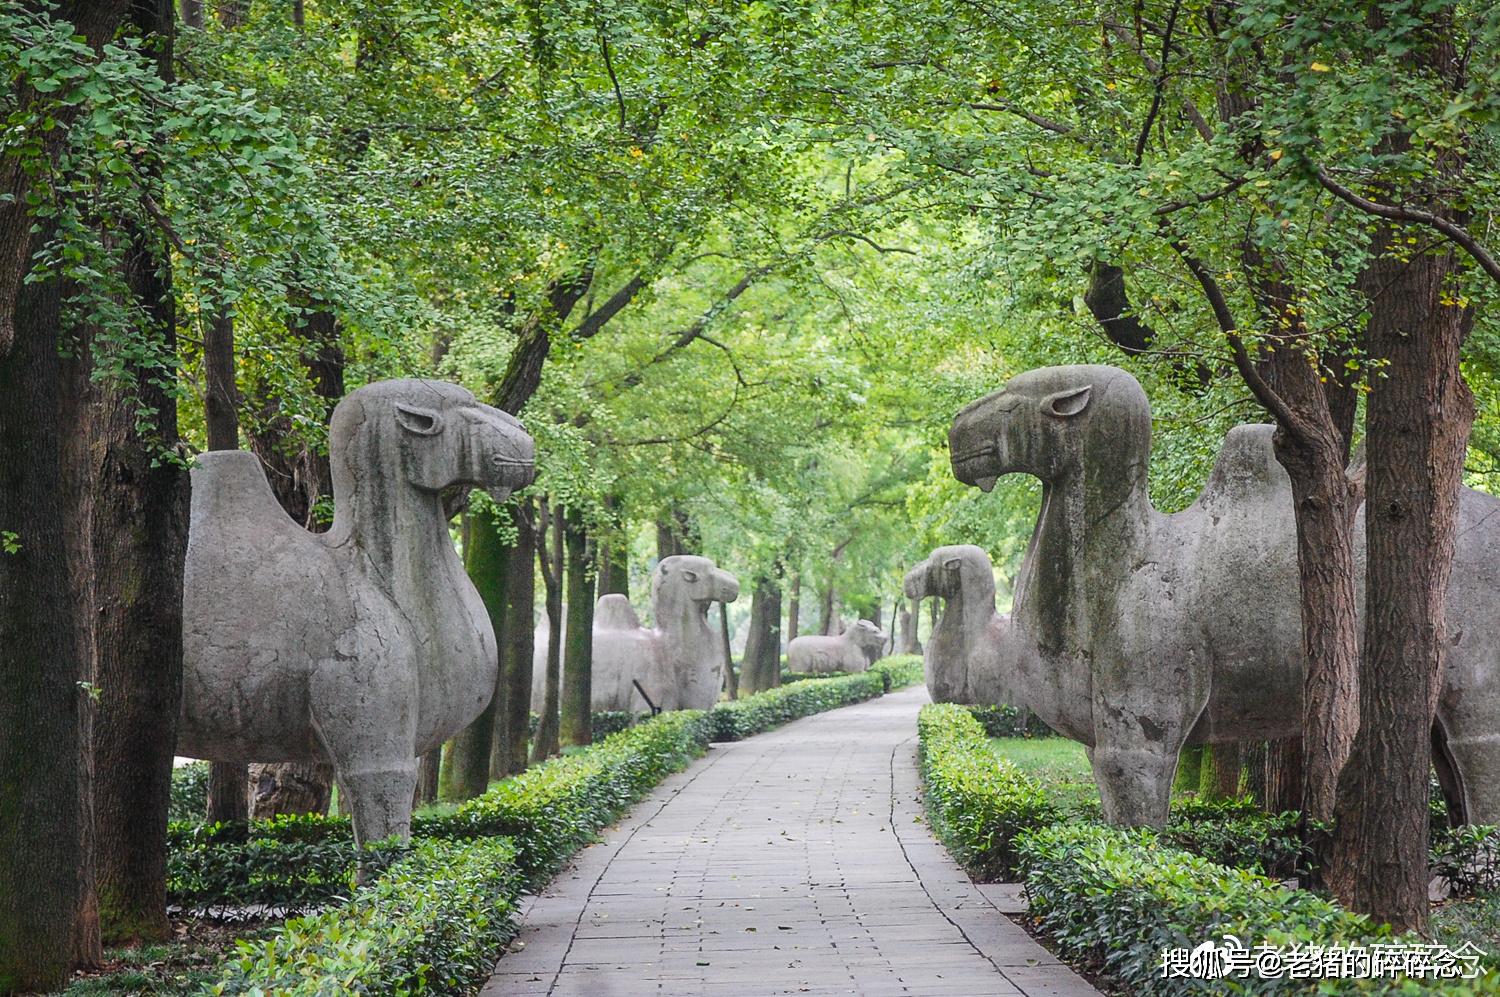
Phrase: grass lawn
[{"left": 988, "top": 736, "right": 1101, "bottom": 815}]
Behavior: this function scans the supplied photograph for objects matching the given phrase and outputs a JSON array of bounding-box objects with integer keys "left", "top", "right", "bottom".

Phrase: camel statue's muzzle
[
  {"left": 949, "top": 389, "right": 1014, "bottom": 494},
  {"left": 904, "top": 561, "right": 933, "bottom": 600},
  {"left": 710, "top": 570, "right": 739, "bottom": 604},
  {"left": 467, "top": 406, "right": 536, "bottom": 504}
]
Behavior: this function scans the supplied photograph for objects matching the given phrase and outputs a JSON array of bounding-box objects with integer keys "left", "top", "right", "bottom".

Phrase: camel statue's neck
[
  {"left": 1017, "top": 460, "right": 1151, "bottom": 653},
  {"left": 327, "top": 453, "right": 465, "bottom": 618},
  {"left": 656, "top": 590, "right": 711, "bottom": 646}
]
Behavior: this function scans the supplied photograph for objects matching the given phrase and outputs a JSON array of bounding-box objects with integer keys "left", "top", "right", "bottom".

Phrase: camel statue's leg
[
  {"left": 1089, "top": 687, "right": 1196, "bottom": 828},
  {"left": 309, "top": 650, "right": 419, "bottom": 849},
  {"left": 1440, "top": 714, "right": 1500, "bottom": 826}
]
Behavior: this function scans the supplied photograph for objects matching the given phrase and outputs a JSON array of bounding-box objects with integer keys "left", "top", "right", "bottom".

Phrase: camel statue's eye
[
  {"left": 1042, "top": 385, "right": 1092, "bottom": 418},
  {"left": 681, "top": 570, "right": 699, "bottom": 583},
  {"left": 395, "top": 403, "right": 444, "bottom": 436}
]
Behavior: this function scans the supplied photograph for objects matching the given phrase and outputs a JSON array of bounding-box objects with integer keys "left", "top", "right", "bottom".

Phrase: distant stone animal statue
[
  {"left": 943, "top": 363, "right": 1500, "bottom": 827},
  {"left": 179, "top": 380, "right": 535, "bottom": 848},
  {"left": 904, "top": 545, "right": 1027, "bottom": 709},
  {"left": 533, "top": 555, "right": 739, "bottom": 713},
  {"left": 786, "top": 619, "right": 887, "bottom": 674}
]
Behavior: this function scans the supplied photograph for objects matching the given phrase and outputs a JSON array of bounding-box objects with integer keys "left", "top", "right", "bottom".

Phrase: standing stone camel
[
  {"left": 786, "top": 620, "right": 887, "bottom": 674},
  {"left": 534, "top": 555, "right": 740, "bottom": 713},
  {"left": 904, "top": 545, "right": 1029, "bottom": 709},
  {"left": 179, "top": 380, "right": 535, "bottom": 848},
  {"left": 943, "top": 364, "right": 1500, "bottom": 827}
]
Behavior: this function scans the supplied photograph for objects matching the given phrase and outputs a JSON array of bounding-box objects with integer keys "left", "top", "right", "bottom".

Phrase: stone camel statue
[
  {"left": 941, "top": 363, "right": 1500, "bottom": 827},
  {"left": 786, "top": 619, "right": 888, "bottom": 674},
  {"left": 533, "top": 554, "right": 740, "bottom": 713},
  {"left": 179, "top": 380, "right": 535, "bottom": 848},
  {"left": 904, "top": 545, "right": 1026, "bottom": 708}
]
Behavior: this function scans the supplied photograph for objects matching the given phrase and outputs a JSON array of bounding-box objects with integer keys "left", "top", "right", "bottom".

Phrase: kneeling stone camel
[
  {"left": 533, "top": 555, "right": 739, "bottom": 713},
  {"left": 786, "top": 620, "right": 887, "bottom": 674},
  {"left": 179, "top": 380, "right": 535, "bottom": 847},
  {"left": 936, "top": 364, "right": 1500, "bottom": 827}
]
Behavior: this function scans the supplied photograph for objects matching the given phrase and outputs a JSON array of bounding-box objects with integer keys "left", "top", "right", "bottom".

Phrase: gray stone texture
[
  {"left": 179, "top": 379, "right": 535, "bottom": 847},
  {"left": 554, "top": 556, "right": 739, "bottom": 714},
  {"left": 786, "top": 620, "right": 888, "bottom": 674},
  {"left": 937, "top": 363, "right": 1500, "bottom": 827},
  {"left": 482, "top": 686, "right": 1100, "bottom": 997}
]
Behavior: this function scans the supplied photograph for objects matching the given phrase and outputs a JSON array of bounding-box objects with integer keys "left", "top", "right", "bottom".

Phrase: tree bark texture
[
  {"left": 719, "top": 602, "right": 738, "bottom": 700},
  {"left": 1173, "top": 746, "right": 1204, "bottom": 794},
  {"left": 740, "top": 578, "right": 783, "bottom": 694},
  {"left": 1265, "top": 737, "right": 1304, "bottom": 814},
  {"left": 1331, "top": 237, "right": 1473, "bottom": 934},
  {"left": 561, "top": 510, "right": 595, "bottom": 748},
  {"left": 1198, "top": 743, "right": 1243, "bottom": 801},
  {"left": 786, "top": 572, "right": 800, "bottom": 643},
  {"left": 250, "top": 762, "right": 333, "bottom": 818},
  {"left": 492, "top": 500, "right": 536, "bottom": 779},
  {"left": 532, "top": 505, "right": 564, "bottom": 763},
  {"left": 446, "top": 508, "right": 511, "bottom": 801}
]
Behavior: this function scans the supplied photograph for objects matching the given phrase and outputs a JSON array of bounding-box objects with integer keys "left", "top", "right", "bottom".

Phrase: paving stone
[{"left": 482, "top": 687, "right": 1101, "bottom": 996}]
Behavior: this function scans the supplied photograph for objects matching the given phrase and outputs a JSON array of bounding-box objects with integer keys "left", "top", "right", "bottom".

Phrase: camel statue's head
[
  {"left": 844, "top": 619, "right": 887, "bottom": 661},
  {"left": 651, "top": 555, "right": 740, "bottom": 618},
  {"left": 329, "top": 379, "right": 535, "bottom": 507},
  {"left": 904, "top": 545, "right": 997, "bottom": 603},
  {"left": 948, "top": 365, "right": 1150, "bottom": 492}
]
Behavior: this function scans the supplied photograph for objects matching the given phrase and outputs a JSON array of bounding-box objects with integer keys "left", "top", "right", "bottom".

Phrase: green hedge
[
  {"left": 869, "top": 654, "right": 924, "bottom": 691},
  {"left": 208, "top": 837, "right": 520, "bottom": 996},
  {"left": 917, "top": 703, "right": 1057, "bottom": 880},
  {"left": 169, "top": 837, "right": 405, "bottom": 917},
  {"left": 1016, "top": 824, "right": 1446, "bottom": 996},
  {"left": 966, "top": 703, "right": 1057, "bottom": 739},
  {"left": 708, "top": 672, "right": 885, "bottom": 741}
]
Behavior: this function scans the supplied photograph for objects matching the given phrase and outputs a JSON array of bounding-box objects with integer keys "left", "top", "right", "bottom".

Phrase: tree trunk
[
  {"left": 786, "top": 571, "right": 800, "bottom": 643},
  {"left": 741, "top": 578, "right": 783, "bottom": 694},
  {"left": 719, "top": 602, "right": 738, "bottom": 700},
  {"left": 532, "top": 505, "right": 564, "bottom": 762},
  {"left": 1242, "top": 742, "right": 1267, "bottom": 807},
  {"left": 1330, "top": 236, "right": 1472, "bottom": 934},
  {"left": 1265, "top": 737, "right": 1304, "bottom": 814},
  {"left": 818, "top": 584, "right": 836, "bottom": 636},
  {"left": 1199, "top": 743, "right": 1243, "bottom": 801},
  {"left": 1173, "top": 746, "right": 1204, "bottom": 794},
  {"left": 560, "top": 509, "right": 595, "bottom": 748},
  {"left": 446, "top": 508, "right": 511, "bottom": 801},
  {"left": 414, "top": 749, "right": 440, "bottom": 806},
  {"left": 250, "top": 762, "right": 333, "bottom": 818},
  {"left": 205, "top": 763, "right": 247, "bottom": 823},
  {"left": 180, "top": 0, "right": 202, "bottom": 29},
  {"left": 492, "top": 499, "right": 536, "bottom": 778},
  {"left": 898, "top": 598, "right": 921, "bottom": 654}
]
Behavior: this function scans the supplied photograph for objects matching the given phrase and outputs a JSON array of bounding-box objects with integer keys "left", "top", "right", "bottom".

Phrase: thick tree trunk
[
  {"left": 205, "top": 763, "right": 246, "bottom": 823},
  {"left": 0, "top": 231, "right": 94, "bottom": 990},
  {"left": 446, "top": 508, "right": 511, "bottom": 801},
  {"left": 741, "top": 578, "right": 783, "bottom": 694},
  {"left": 1242, "top": 742, "right": 1267, "bottom": 807},
  {"left": 1265, "top": 737, "right": 1304, "bottom": 814},
  {"left": 532, "top": 505, "right": 564, "bottom": 762},
  {"left": 599, "top": 533, "right": 629, "bottom": 597},
  {"left": 1198, "top": 743, "right": 1243, "bottom": 801},
  {"left": 492, "top": 500, "right": 536, "bottom": 778},
  {"left": 414, "top": 749, "right": 441, "bottom": 806},
  {"left": 818, "top": 584, "right": 837, "bottom": 636},
  {"left": 561, "top": 510, "right": 595, "bottom": 748},
  {"left": 250, "top": 762, "right": 333, "bottom": 818},
  {"left": 719, "top": 603, "right": 738, "bottom": 700},
  {"left": 1330, "top": 239, "right": 1472, "bottom": 934},
  {"left": 1173, "top": 746, "right": 1204, "bottom": 794},
  {"left": 786, "top": 572, "right": 800, "bottom": 643}
]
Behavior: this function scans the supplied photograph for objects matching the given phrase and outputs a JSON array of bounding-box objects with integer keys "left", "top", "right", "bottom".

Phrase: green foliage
[
  {"left": 868, "top": 654, "right": 924, "bottom": 691},
  {"left": 1433, "top": 896, "right": 1500, "bottom": 978},
  {"left": 168, "top": 838, "right": 406, "bottom": 918},
  {"left": 0, "top": 532, "right": 19, "bottom": 555},
  {"left": 968, "top": 704, "right": 1057, "bottom": 739},
  {"left": 1016, "top": 824, "right": 1397, "bottom": 997},
  {"left": 168, "top": 761, "right": 210, "bottom": 824},
  {"left": 916, "top": 703, "right": 1057, "bottom": 881},
  {"left": 1432, "top": 825, "right": 1500, "bottom": 899},
  {"left": 707, "top": 672, "right": 886, "bottom": 742},
  {"left": 208, "top": 837, "right": 519, "bottom": 997},
  {"left": 1162, "top": 810, "right": 1312, "bottom": 882}
]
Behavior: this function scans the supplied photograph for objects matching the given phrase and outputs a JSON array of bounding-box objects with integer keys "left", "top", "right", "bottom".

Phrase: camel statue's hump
[
  {"left": 190, "top": 450, "right": 306, "bottom": 541},
  {"left": 1197, "top": 424, "right": 1289, "bottom": 510},
  {"left": 594, "top": 593, "right": 642, "bottom": 631}
]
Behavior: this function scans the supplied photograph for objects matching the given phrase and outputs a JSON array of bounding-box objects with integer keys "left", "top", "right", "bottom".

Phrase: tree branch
[{"left": 1316, "top": 167, "right": 1500, "bottom": 284}]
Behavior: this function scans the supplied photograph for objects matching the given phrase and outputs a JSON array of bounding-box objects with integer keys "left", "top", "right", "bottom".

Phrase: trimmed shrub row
[
  {"left": 966, "top": 703, "right": 1057, "bottom": 739},
  {"left": 1017, "top": 823, "right": 1401, "bottom": 996},
  {"left": 707, "top": 672, "right": 885, "bottom": 742},
  {"left": 916, "top": 703, "right": 1057, "bottom": 880},
  {"left": 208, "top": 837, "right": 520, "bottom": 996},
  {"left": 869, "top": 653, "right": 924, "bottom": 691}
]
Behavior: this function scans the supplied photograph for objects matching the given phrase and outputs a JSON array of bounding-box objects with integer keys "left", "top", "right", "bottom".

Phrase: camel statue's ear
[
  {"left": 680, "top": 569, "right": 699, "bottom": 583},
  {"left": 395, "top": 403, "right": 444, "bottom": 436},
  {"left": 1042, "top": 385, "right": 1092, "bottom": 418},
  {"left": 943, "top": 557, "right": 963, "bottom": 573}
]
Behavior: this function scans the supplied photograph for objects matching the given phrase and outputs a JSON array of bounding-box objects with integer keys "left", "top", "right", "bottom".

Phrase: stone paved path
[{"left": 482, "top": 685, "right": 1102, "bottom": 997}]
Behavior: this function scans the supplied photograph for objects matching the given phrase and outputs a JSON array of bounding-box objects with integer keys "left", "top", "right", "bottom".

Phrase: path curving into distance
[{"left": 482, "top": 685, "right": 1103, "bottom": 997}]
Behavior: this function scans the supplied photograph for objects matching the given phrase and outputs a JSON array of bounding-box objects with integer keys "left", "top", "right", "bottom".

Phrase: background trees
[{"left": 1, "top": 0, "right": 1497, "bottom": 985}]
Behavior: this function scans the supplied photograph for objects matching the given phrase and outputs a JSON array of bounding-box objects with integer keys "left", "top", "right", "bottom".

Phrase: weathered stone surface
[
  {"left": 937, "top": 363, "right": 1500, "bottom": 827},
  {"left": 535, "top": 555, "right": 738, "bottom": 713},
  {"left": 179, "top": 379, "right": 535, "bottom": 847},
  {"left": 785, "top": 620, "right": 887, "bottom": 674}
]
